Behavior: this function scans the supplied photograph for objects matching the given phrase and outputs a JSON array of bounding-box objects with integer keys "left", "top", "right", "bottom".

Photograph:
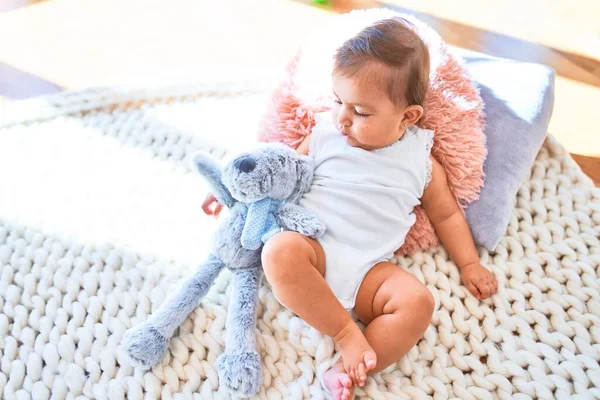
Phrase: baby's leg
[
  {"left": 352, "top": 262, "right": 435, "bottom": 375},
  {"left": 262, "top": 232, "right": 376, "bottom": 395}
]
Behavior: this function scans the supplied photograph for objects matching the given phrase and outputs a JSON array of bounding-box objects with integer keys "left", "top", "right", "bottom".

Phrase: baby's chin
[
  {"left": 345, "top": 135, "right": 360, "bottom": 147},
  {"left": 346, "top": 135, "right": 378, "bottom": 151}
]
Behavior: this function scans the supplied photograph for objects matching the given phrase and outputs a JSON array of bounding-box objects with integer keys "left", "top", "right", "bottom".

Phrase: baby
[{"left": 204, "top": 17, "right": 498, "bottom": 400}]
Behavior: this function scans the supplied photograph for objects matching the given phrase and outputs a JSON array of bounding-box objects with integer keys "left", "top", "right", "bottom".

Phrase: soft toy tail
[{"left": 191, "top": 152, "right": 235, "bottom": 208}]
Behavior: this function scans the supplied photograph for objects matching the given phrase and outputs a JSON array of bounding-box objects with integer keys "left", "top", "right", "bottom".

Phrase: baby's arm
[
  {"left": 296, "top": 134, "right": 311, "bottom": 155},
  {"left": 421, "top": 156, "right": 498, "bottom": 300}
]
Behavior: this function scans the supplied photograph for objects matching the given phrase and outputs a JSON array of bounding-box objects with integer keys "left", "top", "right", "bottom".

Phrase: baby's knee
[
  {"left": 388, "top": 283, "right": 434, "bottom": 323},
  {"left": 262, "top": 232, "right": 312, "bottom": 283},
  {"left": 410, "top": 286, "right": 435, "bottom": 322}
]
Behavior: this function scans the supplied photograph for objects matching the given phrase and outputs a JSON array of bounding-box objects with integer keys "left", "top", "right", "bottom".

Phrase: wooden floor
[{"left": 1, "top": 0, "right": 599, "bottom": 185}]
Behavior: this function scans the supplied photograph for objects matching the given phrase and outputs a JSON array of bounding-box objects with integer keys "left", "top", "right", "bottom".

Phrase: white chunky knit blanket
[{"left": 0, "top": 84, "right": 598, "bottom": 400}]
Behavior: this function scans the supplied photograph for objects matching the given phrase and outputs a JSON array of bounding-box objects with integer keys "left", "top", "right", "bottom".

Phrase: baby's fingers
[
  {"left": 487, "top": 276, "right": 499, "bottom": 296},
  {"left": 466, "top": 282, "right": 481, "bottom": 299},
  {"left": 201, "top": 199, "right": 214, "bottom": 215},
  {"left": 476, "top": 280, "right": 491, "bottom": 299},
  {"left": 491, "top": 274, "right": 499, "bottom": 293},
  {"left": 214, "top": 203, "right": 223, "bottom": 217}
]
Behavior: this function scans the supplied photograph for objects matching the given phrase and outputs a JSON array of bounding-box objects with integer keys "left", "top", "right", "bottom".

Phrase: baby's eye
[
  {"left": 354, "top": 110, "right": 370, "bottom": 118},
  {"left": 333, "top": 99, "right": 342, "bottom": 105}
]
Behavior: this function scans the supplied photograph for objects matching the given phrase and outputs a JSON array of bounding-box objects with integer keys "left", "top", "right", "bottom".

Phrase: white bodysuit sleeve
[{"left": 421, "top": 128, "right": 435, "bottom": 189}]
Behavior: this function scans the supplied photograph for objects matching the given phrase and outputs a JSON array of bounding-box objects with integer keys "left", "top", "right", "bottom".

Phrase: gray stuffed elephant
[{"left": 122, "top": 143, "right": 325, "bottom": 397}]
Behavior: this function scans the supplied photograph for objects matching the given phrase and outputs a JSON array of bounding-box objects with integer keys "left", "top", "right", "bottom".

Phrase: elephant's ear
[
  {"left": 288, "top": 155, "right": 313, "bottom": 204},
  {"left": 191, "top": 151, "right": 235, "bottom": 208}
]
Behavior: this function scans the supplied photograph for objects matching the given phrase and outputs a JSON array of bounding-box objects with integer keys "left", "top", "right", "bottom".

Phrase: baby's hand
[
  {"left": 202, "top": 192, "right": 223, "bottom": 218},
  {"left": 460, "top": 263, "right": 498, "bottom": 300}
]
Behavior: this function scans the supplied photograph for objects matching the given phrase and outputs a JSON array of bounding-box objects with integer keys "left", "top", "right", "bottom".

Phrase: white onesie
[{"left": 299, "top": 112, "right": 434, "bottom": 310}]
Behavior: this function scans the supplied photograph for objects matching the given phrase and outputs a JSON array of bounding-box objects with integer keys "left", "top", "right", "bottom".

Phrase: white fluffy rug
[{"left": 0, "top": 84, "right": 598, "bottom": 400}]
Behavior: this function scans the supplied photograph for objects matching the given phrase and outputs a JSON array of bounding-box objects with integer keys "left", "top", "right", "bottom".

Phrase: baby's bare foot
[
  {"left": 323, "top": 361, "right": 354, "bottom": 400},
  {"left": 334, "top": 320, "right": 377, "bottom": 387}
]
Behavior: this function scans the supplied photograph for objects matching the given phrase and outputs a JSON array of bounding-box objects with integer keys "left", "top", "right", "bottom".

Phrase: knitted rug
[{"left": 0, "top": 84, "right": 598, "bottom": 400}]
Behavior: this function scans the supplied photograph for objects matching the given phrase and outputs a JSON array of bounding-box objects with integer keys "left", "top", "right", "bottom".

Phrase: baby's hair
[{"left": 333, "top": 17, "right": 430, "bottom": 116}]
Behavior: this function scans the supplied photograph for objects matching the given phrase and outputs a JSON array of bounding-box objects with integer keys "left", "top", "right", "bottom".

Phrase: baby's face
[{"left": 331, "top": 73, "right": 407, "bottom": 151}]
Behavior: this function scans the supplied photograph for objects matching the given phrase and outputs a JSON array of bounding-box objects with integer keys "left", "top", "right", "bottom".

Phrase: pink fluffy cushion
[{"left": 258, "top": 9, "right": 486, "bottom": 255}]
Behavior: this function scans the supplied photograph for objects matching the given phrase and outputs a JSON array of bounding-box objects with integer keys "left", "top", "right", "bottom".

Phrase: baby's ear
[{"left": 289, "top": 155, "right": 313, "bottom": 203}]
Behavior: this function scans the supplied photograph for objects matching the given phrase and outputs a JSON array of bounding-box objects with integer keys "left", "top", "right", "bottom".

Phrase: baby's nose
[
  {"left": 337, "top": 111, "right": 351, "bottom": 127},
  {"left": 235, "top": 156, "right": 256, "bottom": 173}
]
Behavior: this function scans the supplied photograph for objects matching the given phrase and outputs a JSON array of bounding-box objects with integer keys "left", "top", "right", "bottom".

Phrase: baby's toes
[
  {"left": 341, "top": 374, "right": 352, "bottom": 388},
  {"left": 346, "top": 367, "right": 355, "bottom": 385},
  {"left": 357, "top": 362, "right": 366, "bottom": 387},
  {"left": 351, "top": 365, "right": 360, "bottom": 386},
  {"left": 345, "top": 387, "right": 354, "bottom": 400},
  {"left": 364, "top": 351, "right": 377, "bottom": 371}
]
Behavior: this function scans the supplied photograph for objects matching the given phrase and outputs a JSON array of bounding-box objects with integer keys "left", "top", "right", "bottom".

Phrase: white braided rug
[{"left": 0, "top": 83, "right": 598, "bottom": 400}]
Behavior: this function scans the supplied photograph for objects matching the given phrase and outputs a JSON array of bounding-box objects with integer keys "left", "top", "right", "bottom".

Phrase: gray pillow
[{"left": 453, "top": 48, "right": 556, "bottom": 251}]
